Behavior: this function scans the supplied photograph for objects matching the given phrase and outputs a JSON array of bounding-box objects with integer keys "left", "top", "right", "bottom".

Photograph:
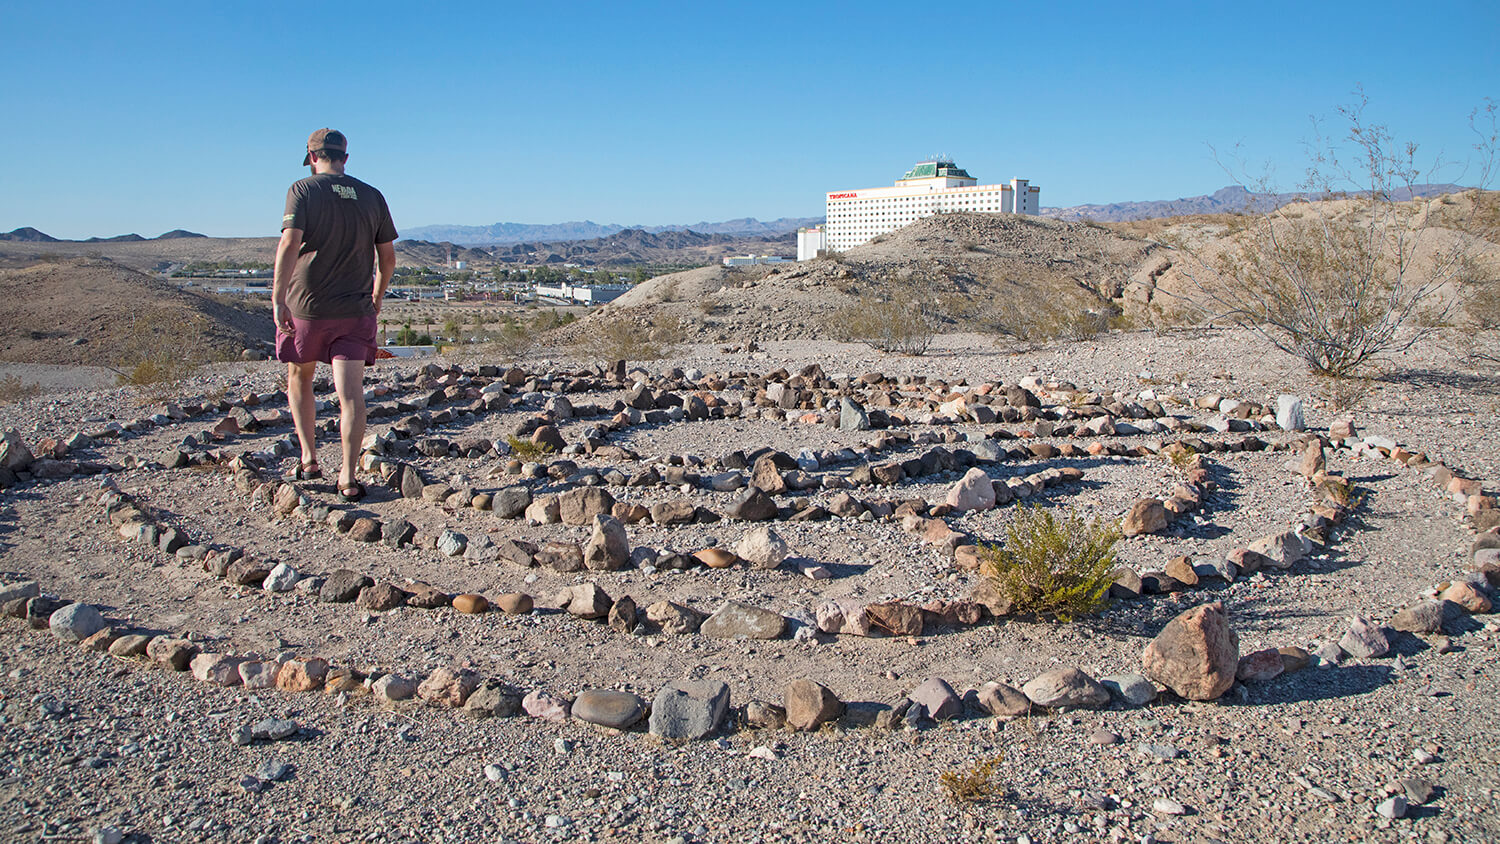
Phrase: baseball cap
[{"left": 302, "top": 128, "right": 348, "bottom": 165}]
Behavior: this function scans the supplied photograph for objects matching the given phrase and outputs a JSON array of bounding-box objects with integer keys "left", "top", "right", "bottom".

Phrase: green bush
[
  {"left": 505, "top": 434, "right": 554, "bottom": 460},
  {"left": 979, "top": 505, "right": 1121, "bottom": 622},
  {"left": 939, "top": 755, "right": 1005, "bottom": 804}
]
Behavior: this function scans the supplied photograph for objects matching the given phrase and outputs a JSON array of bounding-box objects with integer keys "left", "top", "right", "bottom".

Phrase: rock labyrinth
[{"left": 1, "top": 357, "right": 1497, "bottom": 751}]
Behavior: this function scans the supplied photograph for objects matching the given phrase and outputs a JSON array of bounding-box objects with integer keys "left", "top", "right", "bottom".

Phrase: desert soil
[{"left": 0, "top": 328, "right": 1497, "bottom": 844}]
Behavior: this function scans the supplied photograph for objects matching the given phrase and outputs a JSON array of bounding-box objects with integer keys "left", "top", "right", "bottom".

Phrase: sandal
[
  {"left": 292, "top": 462, "right": 323, "bottom": 481},
  {"left": 338, "top": 480, "right": 367, "bottom": 503}
]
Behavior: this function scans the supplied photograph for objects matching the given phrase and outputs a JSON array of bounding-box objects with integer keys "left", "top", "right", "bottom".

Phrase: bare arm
[
  {"left": 373, "top": 240, "right": 396, "bottom": 316},
  {"left": 272, "top": 227, "right": 303, "bottom": 333}
]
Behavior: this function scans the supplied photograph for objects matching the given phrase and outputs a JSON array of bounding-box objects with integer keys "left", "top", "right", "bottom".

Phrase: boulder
[
  {"left": 907, "top": 677, "right": 962, "bottom": 721},
  {"left": 1021, "top": 667, "right": 1110, "bottom": 709},
  {"left": 417, "top": 667, "right": 480, "bottom": 707},
  {"left": 733, "top": 525, "right": 789, "bottom": 570},
  {"left": 1122, "top": 499, "right": 1168, "bottom": 536},
  {"left": 650, "top": 680, "right": 731, "bottom": 740},
  {"left": 1140, "top": 602, "right": 1239, "bottom": 701},
  {"left": 583, "top": 514, "right": 630, "bottom": 571},
  {"left": 572, "top": 689, "right": 647, "bottom": 730},
  {"left": 700, "top": 602, "right": 785, "bottom": 639},
  {"left": 555, "top": 583, "right": 612, "bottom": 619},
  {"left": 784, "top": 678, "right": 843, "bottom": 731},
  {"left": 945, "top": 467, "right": 996, "bottom": 512}
]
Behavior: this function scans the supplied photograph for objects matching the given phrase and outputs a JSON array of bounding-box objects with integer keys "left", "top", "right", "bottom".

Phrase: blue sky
[{"left": 1, "top": 1, "right": 1495, "bottom": 238}]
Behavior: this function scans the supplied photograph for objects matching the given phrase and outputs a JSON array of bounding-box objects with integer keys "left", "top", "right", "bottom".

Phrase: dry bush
[
  {"left": 113, "top": 309, "right": 221, "bottom": 390},
  {"left": 939, "top": 755, "right": 1005, "bottom": 804},
  {"left": 576, "top": 312, "right": 683, "bottom": 362},
  {"left": 0, "top": 375, "right": 43, "bottom": 405},
  {"left": 1316, "top": 373, "right": 1374, "bottom": 412},
  {"left": 827, "top": 288, "right": 938, "bottom": 355},
  {"left": 504, "top": 434, "right": 553, "bottom": 460},
  {"left": 979, "top": 505, "right": 1121, "bottom": 622}
]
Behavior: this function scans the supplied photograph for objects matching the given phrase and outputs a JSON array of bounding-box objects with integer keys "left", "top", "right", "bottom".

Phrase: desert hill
[
  {"left": 0, "top": 258, "right": 273, "bottom": 367},
  {"left": 1043, "top": 183, "right": 1465, "bottom": 222}
]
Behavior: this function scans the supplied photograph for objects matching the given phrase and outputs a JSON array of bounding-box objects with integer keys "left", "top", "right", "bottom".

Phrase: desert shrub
[
  {"left": 114, "top": 310, "right": 220, "bottom": 389},
  {"left": 827, "top": 289, "right": 938, "bottom": 355},
  {"left": 1316, "top": 475, "right": 1362, "bottom": 509},
  {"left": 1316, "top": 373, "right": 1373, "bottom": 412},
  {"left": 0, "top": 375, "right": 43, "bottom": 404},
  {"left": 576, "top": 313, "right": 683, "bottom": 362},
  {"left": 939, "top": 755, "right": 1005, "bottom": 804},
  {"left": 979, "top": 505, "right": 1121, "bottom": 622},
  {"left": 504, "top": 434, "right": 553, "bottom": 460}
]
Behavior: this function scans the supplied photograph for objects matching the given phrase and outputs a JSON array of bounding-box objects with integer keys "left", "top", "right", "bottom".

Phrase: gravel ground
[{"left": 0, "top": 327, "right": 1497, "bottom": 844}]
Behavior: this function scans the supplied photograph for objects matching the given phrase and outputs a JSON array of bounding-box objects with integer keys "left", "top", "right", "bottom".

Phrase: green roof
[{"left": 900, "top": 160, "right": 972, "bottom": 180}]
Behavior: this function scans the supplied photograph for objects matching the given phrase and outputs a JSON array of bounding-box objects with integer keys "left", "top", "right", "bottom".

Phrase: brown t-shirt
[{"left": 281, "top": 173, "right": 397, "bottom": 320}]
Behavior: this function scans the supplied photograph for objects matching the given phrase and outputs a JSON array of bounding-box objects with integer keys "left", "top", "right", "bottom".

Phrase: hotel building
[{"left": 819, "top": 160, "right": 1040, "bottom": 254}]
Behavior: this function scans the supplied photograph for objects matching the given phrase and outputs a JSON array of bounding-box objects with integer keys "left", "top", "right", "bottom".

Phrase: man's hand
[
  {"left": 273, "top": 299, "right": 295, "bottom": 335},
  {"left": 272, "top": 227, "right": 304, "bottom": 335}
]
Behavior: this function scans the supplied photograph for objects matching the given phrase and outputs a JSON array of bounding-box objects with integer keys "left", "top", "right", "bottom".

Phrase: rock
[
  {"left": 1153, "top": 798, "right": 1188, "bottom": 816},
  {"left": 556, "top": 583, "right": 612, "bottom": 619},
  {"left": 462, "top": 533, "right": 499, "bottom": 563},
  {"left": 727, "top": 486, "right": 778, "bottom": 520},
  {"left": 0, "top": 429, "right": 35, "bottom": 472},
  {"left": 249, "top": 717, "right": 299, "bottom": 741},
  {"left": 452, "top": 593, "right": 489, "bottom": 614},
  {"left": 435, "top": 529, "right": 467, "bottom": 557},
  {"left": 495, "top": 538, "right": 538, "bottom": 567},
  {"left": 1109, "top": 567, "right": 1144, "bottom": 600},
  {"left": 557, "top": 487, "right": 615, "bottom": 525},
  {"left": 531, "top": 425, "right": 566, "bottom": 452},
  {"left": 463, "top": 680, "right": 523, "bottom": 718},
  {"left": 146, "top": 637, "right": 198, "bottom": 671},
  {"left": 356, "top": 583, "right": 407, "bottom": 611},
  {"left": 1247, "top": 530, "right": 1310, "bottom": 569},
  {"left": 347, "top": 517, "right": 382, "bottom": 543},
  {"left": 524, "top": 495, "right": 561, "bottom": 525},
  {"left": 650, "top": 681, "right": 730, "bottom": 740},
  {"left": 1276, "top": 395, "right": 1305, "bottom": 431},
  {"left": 536, "top": 541, "right": 584, "bottom": 572},
  {"left": 1164, "top": 555, "right": 1199, "bottom": 587},
  {"left": 1022, "top": 667, "right": 1111, "bottom": 709},
  {"left": 372, "top": 673, "right": 419, "bottom": 703},
  {"left": 743, "top": 700, "right": 787, "bottom": 729},
  {"left": 225, "top": 557, "right": 271, "bottom": 587},
  {"left": 1338, "top": 615, "right": 1390, "bottom": 659},
  {"left": 79, "top": 627, "right": 121, "bottom": 652},
  {"left": 945, "top": 467, "right": 996, "bottom": 512},
  {"left": 572, "top": 689, "right": 647, "bottom": 729},
  {"left": 694, "top": 548, "right": 738, "bottom": 568},
  {"left": 607, "top": 594, "right": 638, "bottom": 633},
  {"left": 750, "top": 454, "right": 788, "bottom": 495},
  {"left": 405, "top": 582, "right": 451, "bottom": 609},
  {"left": 583, "top": 514, "right": 630, "bottom": 571},
  {"left": 700, "top": 602, "right": 785, "bottom": 639},
  {"left": 650, "top": 500, "right": 698, "bottom": 526},
  {"left": 815, "top": 598, "right": 872, "bottom": 636},
  {"left": 0, "top": 580, "right": 39, "bottom": 605},
  {"left": 839, "top": 398, "right": 870, "bottom": 431},
  {"left": 907, "top": 677, "right": 962, "bottom": 720},
  {"left": 1140, "top": 602, "right": 1240, "bottom": 701},
  {"left": 263, "top": 562, "right": 300, "bottom": 592},
  {"left": 1390, "top": 600, "right": 1455, "bottom": 634},
  {"left": 1278, "top": 646, "right": 1312, "bottom": 673},
  {"left": 108, "top": 634, "right": 152, "bottom": 658},
  {"left": 492, "top": 486, "right": 532, "bottom": 518},
  {"left": 522, "top": 689, "right": 571, "bottom": 723},
  {"left": 417, "top": 667, "right": 480, "bottom": 707},
  {"left": 49, "top": 603, "right": 105, "bottom": 642},
  {"left": 1099, "top": 674, "right": 1158, "bottom": 706},
  {"left": 1236, "top": 648, "right": 1285, "bottom": 682},
  {"left": 1122, "top": 499, "right": 1168, "bottom": 536},
  {"left": 238, "top": 661, "right": 278, "bottom": 689},
  {"left": 733, "top": 525, "right": 789, "bottom": 570},
  {"left": 975, "top": 681, "right": 1032, "bottom": 718},
  {"left": 1226, "top": 548, "right": 1270, "bottom": 576},
  {"left": 190, "top": 653, "right": 243, "bottom": 686},
  {"left": 1439, "top": 581, "right": 1492, "bottom": 613},
  {"left": 495, "top": 593, "right": 533, "bottom": 615},
  {"left": 1376, "top": 796, "right": 1408, "bottom": 820},
  {"left": 1296, "top": 443, "right": 1326, "bottom": 478},
  {"left": 276, "top": 658, "right": 329, "bottom": 692},
  {"left": 320, "top": 569, "right": 373, "bottom": 602},
  {"left": 1329, "top": 415, "right": 1356, "bottom": 440},
  {"left": 865, "top": 601, "right": 923, "bottom": 636},
  {"left": 646, "top": 600, "right": 703, "bottom": 634},
  {"left": 784, "top": 678, "right": 843, "bottom": 731}
]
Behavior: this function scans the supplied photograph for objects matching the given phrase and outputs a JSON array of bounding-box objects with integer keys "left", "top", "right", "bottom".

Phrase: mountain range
[
  {"left": 1040, "top": 184, "right": 1466, "bottom": 222},
  {"left": 0, "top": 227, "right": 206, "bottom": 243},
  {"left": 400, "top": 217, "right": 822, "bottom": 246}
]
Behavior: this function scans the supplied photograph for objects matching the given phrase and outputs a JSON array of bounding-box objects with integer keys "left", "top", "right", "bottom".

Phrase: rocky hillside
[
  {"left": 0, "top": 258, "right": 272, "bottom": 367},
  {"left": 1044, "top": 184, "right": 1466, "bottom": 222}
]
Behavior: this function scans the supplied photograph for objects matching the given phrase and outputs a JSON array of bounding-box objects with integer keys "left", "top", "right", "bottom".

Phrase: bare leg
[
  {"left": 331, "top": 358, "right": 366, "bottom": 489},
  {"left": 286, "top": 362, "right": 319, "bottom": 468}
]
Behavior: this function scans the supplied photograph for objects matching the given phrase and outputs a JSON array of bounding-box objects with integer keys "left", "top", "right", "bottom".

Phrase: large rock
[
  {"left": 727, "top": 486, "right": 778, "bottom": 520},
  {"left": 907, "top": 677, "right": 962, "bottom": 721},
  {"left": 1338, "top": 615, "right": 1390, "bottom": 659},
  {"left": 649, "top": 681, "right": 730, "bottom": 740},
  {"left": 1021, "top": 667, "right": 1110, "bottom": 709},
  {"left": 733, "top": 525, "right": 789, "bottom": 570},
  {"left": 49, "top": 603, "right": 105, "bottom": 642},
  {"left": 700, "top": 602, "right": 785, "bottom": 639},
  {"left": 320, "top": 569, "right": 372, "bottom": 602},
  {"left": 558, "top": 487, "right": 615, "bottom": 526},
  {"left": 750, "top": 454, "right": 788, "bottom": 495},
  {"left": 417, "top": 667, "right": 480, "bottom": 707},
  {"left": 555, "top": 583, "right": 612, "bottom": 619},
  {"left": 1122, "top": 499, "right": 1168, "bottom": 536},
  {"left": 583, "top": 514, "right": 630, "bottom": 571},
  {"left": 0, "top": 430, "right": 34, "bottom": 472},
  {"left": 572, "top": 689, "right": 647, "bottom": 730},
  {"left": 1140, "top": 602, "right": 1240, "bottom": 701},
  {"left": 975, "top": 681, "right": 1033, "bottom": 718},
  {"left": 1247, "top": 531, "right": 1311, "bottom": 569},
  {"left": 645, "top": 600, "right": 703, "bottom": 634},
  {"left": 784, "top": 678, "right": 843, "bottom": 731},
  {"left": 945, "top": 467, "right": 996, "bottom": 512}
]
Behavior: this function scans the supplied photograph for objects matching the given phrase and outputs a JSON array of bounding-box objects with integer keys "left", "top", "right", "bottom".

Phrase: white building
[
  {"left": 820, "top": 160, "right": 1040, "bottom": 254},
  {"left": 796, "top": 225, "right": 825, "bottom": 261},
  {"left": 534, "top": 282, "right": 629, "bottom": 305},
  {"left": 722, "top": 255, "right": 793, "bottom": 267}
]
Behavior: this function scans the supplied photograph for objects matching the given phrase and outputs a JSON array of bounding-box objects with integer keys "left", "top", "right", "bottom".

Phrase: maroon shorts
[{"left": 276, "top": 315, "right": 377, "bottom": 366}]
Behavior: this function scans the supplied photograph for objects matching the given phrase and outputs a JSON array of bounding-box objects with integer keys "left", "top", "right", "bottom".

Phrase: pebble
[
  {"left": 1376, "top": 795, "right": 1408, "bottom": 819},
  {"left": 1152, "top": 798, "right": 1187, "bottom": 815}
]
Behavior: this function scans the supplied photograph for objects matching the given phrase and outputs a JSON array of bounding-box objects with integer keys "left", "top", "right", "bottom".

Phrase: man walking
[{"left": 273, "top": 128, "right": 397, "bottom": 501}]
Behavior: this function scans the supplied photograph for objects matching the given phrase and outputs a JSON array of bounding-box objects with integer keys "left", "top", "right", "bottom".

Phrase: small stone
[
  {"left": 1089, "top": 729, "right": 1120, "bottom": 746},
  {"left": 522, "top": 689, "right": 571, "bottom": 723},
  {"left": 784, "top": 678, "right": 843, "bottom": 731},
  {"left": 1152, "top": 798, "right": 1187, "bottom": 815},
  {"left": 463, "top": 680, "right": 523, "bottom": 718},
  {"left": 495, "top": 593, "right": 533, "bottom": 615},
  {"left": 257, "top": 760, "right": 292, "bottom": 782},
  {"left": 1339, "top": 615, "right": 1390, "bottom": 659},
  {"left": 555, "top": 583, "right": 612, "bottom": 619},
  {"left": 49, "top": 603, "right": 106, "bottom": 642},
  {"left": 190, "top": 653, "right": 243, "bottom": 686},
  {"left": 700, "top": 601, "right": 785, "bottom": 639},
  {"left": 607, "top": 594, "right": 638, "bottom": 633},
  {"left": 646, "top": 600, "right": 703, "bottom": 634},
  {"left": 251, "top": 717, "right": 299, "bottom": 741},
  {"left": 146, "top": 637, "right": 198, "bottom": 671},
  {"left": 238, "top": 661, "right": 278, "bottom": 689},
  {"left": 1376, "top": 795, "right": 1407, "bottom": 819},
  {"left": 694, "top": 548, "right": 738, "bottom": 568},
  {"left": 1022, "top": 667, "right": 1110, "bottom": 709},
  {"left": 108, "top": 634, "right": 152, "bottom": 658},
  {"left": 743, "top": 700, "right": 786, "bottom": 729}
]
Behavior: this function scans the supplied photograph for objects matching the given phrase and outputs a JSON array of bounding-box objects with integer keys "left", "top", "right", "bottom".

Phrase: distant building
[
  {"left": 796, "top": 225, "right": 825, "bottom": 261},
  {"left": 722, "top": 255, "right": 793, "bottom": 267},
  {"left": 534, "top": 282, "right": 629, "bottom": 305},
  {"left": 820, "top": 160, "right": 1039, "bottom": 254}
]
